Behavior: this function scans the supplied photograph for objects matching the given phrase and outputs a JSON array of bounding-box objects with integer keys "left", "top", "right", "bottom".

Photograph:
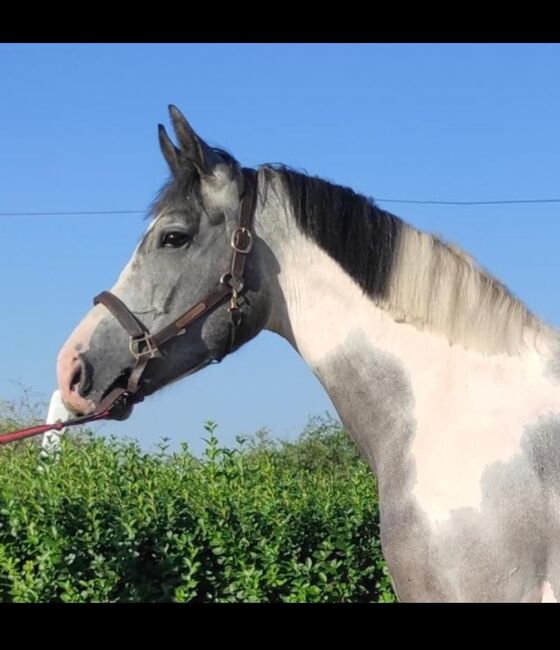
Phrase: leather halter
[
  {"left": 93, "top": 168, "right": 257, "bottom": 416},
  {"left": 0, "top": 170, "right": 258, "bottom": 444}
]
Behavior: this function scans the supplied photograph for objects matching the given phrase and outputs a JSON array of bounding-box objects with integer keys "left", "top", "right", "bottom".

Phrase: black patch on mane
[
  {"left": 268, "top": 166, "right": 403, "bottom": 300},
  {"left": 147, "top": 146, "right": 402, "bottom": 302}
]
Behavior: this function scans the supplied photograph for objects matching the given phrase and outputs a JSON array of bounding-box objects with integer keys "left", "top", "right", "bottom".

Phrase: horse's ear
[
  {"left": 168, "top": 104, "right": 222, "bottom": 176},
  {"left": 158, "top": 124, "right": 181, "bottom": 174}
]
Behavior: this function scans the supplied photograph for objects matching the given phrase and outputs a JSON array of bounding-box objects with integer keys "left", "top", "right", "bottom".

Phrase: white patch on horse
[
  {"left": 265, "top": 226, "right": 560, "bottom": 528},
  {"left": 542, "top": 581, "right": 557, "bottom": 602},
  {"left": 409, "top": 347, "right": 560, "bottom": 525}
]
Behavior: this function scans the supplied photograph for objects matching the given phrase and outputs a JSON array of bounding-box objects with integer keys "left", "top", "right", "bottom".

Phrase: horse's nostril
[
  {"left": 70, "top": 364, "right": 82, "bottom": 392},
  {"left": 70, "top": 356, "right": 93, "bottom": 397}
]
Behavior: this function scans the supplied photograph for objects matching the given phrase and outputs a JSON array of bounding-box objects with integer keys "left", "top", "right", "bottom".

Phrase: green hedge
[{"left": 0, "top": 416, "right": 395, "bottom": 602}]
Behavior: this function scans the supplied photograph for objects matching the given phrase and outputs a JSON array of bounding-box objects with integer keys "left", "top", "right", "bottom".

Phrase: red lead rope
[
  {"left": 0, "top": 411, "right": 110, "bottom": 446},
  {"left": 0, "top": 386, "right": 131, "bottom": 446}
]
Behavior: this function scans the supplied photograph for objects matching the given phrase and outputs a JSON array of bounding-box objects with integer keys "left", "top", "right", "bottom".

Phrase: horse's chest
[
  {"left": 316, "top": 331, "right": 560, "bottom": 600},
  {"left": 379, "top": 409, "right": 560, "bottom": 602},
  {"left": 408, "top": 381, "right": 560, "bottom": 524}
]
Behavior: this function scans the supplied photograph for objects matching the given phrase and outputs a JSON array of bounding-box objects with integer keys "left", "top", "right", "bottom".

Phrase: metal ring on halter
[
  {"left": 220, "top": 272, "right": 244, "bottom": 294},
  {"left": 231, "top": 227, "right": 253, "bottom": 254},
  {"left": 129, "top": 333, "right": 160, "bottom": 361}
]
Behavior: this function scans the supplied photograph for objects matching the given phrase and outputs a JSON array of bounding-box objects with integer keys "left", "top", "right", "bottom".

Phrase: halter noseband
[{"left": 92, "top": 168, "right": 257, "bottom": 416}]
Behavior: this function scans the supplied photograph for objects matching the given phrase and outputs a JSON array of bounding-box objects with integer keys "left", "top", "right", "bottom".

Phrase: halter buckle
[
  {"left": 231, "top": 227, "right": 253, "bottom": 254},
  {"left": 129, "top": 333, "right": 160, "bottom": 361}
]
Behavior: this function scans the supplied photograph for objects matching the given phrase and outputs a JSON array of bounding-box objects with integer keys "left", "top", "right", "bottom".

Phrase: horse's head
[{"left": 57, "top": 106, "right": 271, "bottom": 419}]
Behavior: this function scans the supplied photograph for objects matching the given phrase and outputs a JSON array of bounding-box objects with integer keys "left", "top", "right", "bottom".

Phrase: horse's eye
[{"left": 161, "top": 231, "right": 191, "bottom": 249}]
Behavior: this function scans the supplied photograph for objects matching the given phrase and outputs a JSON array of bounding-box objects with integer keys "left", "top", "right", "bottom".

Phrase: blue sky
[{"left": 1, "top": 43, "right": 560, "bottom": 453}]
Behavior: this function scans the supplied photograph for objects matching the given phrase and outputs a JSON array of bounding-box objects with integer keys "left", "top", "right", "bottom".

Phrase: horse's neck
[
  {"left": 263, "top": 231, "right": 427, "bottom": 469},
  {"left": 260, "top": 215, "right": 556, "bottom": 477}
]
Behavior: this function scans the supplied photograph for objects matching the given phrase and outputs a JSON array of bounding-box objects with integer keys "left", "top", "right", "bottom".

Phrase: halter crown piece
[{"left": 0, "top": 168, "right": 257, "bottom": 445}]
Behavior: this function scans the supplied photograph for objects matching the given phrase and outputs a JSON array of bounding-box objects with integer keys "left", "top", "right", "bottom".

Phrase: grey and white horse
[{"left": 57, "top": 106, "right": 560, "bottom": 602}]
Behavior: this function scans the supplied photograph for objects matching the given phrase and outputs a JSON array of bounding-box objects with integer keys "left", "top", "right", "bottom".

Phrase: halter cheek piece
[{"left": 93, "top": 168, "right": 257, "bottom": 416}]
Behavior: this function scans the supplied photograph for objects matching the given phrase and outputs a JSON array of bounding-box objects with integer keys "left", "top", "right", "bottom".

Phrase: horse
[{"left": 56, "top": 105, "right": 560, "bottom": 603}]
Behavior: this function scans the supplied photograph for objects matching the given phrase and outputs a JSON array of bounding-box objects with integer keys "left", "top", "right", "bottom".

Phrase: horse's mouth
[
  {"left": 99, "top": 369, "right": 142, "bottom": 421},
  {"left": 107, "top": 400, "right": 135, "bottom": 421}
]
